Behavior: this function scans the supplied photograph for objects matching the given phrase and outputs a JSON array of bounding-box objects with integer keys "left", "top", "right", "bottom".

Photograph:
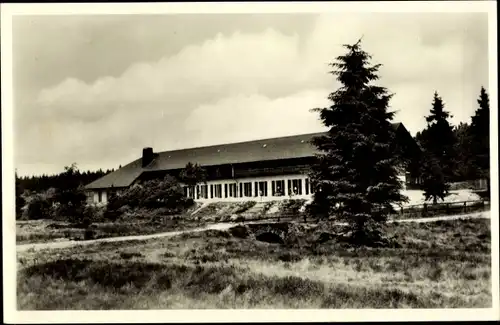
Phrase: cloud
[{"left": 15, "top": 13, "right": 489, "bottom": 176}]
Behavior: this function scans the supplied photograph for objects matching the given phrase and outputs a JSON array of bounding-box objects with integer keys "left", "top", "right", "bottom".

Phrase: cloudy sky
[{"left": 12, "top": 12, "right": 489, "bottom": 176}]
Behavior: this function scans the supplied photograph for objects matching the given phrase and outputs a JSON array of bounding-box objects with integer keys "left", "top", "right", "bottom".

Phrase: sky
[{"left": 12, "top": 12, "right": 489, "bottom": 177}]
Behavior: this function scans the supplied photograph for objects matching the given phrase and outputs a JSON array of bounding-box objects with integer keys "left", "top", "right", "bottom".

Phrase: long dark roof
[{"left": 85, "top": 123, "right": 406, "bottom": 189}]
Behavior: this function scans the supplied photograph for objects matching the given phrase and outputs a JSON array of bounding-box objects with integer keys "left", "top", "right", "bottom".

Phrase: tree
[
  {"left": 179, "top": 162, "right": 207, "bottom": 196},
  {"left": 453, "top": 122, "right": 474, "bottom": 181},
  {"left": 105, "top": 175, "right": 194, "bottom": 219},
  {"left": 470, "top": 86, "right": 490, "bottom": 191},
  {"left": 419, "top": 92, "right": 457, "bottom": 181},
  {"left": 417, "top": 92, "right": 457, "bottom": 203},
  {"left": 308, "top": 39, "right": 407, "bottom": 244},
  {"left": 53, "top": 163, "right": 87, "bottom": 221},
  {"left": 420, "top": 154, "right": 450, "bottom": 204},
  {"left": 15, "top": 170, "right": 26, "bottom": 218}
]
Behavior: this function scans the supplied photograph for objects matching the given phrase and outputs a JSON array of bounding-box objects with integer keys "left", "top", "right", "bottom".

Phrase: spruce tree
[
  {"left": 308, "top": 39, "right": 407, "bottom": 244},
  {"left": 420, "top": 92, "right": 457, "bottom": 181},
  {"left": 470, "top": 86, "right": 490, "bottom": 191},
  {"left": 420, "top": 153, "right": 450, "bottom": 204},
  {"left": 418, "top": 92, "right": 456, "bottom": 203}
]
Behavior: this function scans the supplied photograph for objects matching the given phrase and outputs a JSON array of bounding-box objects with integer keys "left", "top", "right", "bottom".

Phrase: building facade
[{"left": 85, "top": 123, "right": 419, "bottom": 205}]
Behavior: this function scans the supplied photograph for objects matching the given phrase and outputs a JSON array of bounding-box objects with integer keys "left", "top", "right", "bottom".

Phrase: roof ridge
[{"left": 155, "top": 131, "right": 327, "bottom": 155}]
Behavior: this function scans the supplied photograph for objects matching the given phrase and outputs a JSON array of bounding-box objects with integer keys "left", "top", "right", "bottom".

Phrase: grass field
[
  {"left": 17, "top": 215, "right": 491, "bottom": 309},
  {"left": 16, "top": 217, "right": 203, "bottom": 245}
]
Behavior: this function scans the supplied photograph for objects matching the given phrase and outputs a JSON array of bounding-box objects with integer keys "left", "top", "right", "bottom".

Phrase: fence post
[
  {"left": 463, "top": 201, "right": 467, "bottom": 214},
  {"left": 423, "top": 203, "right": 427, "bottom": 217}
]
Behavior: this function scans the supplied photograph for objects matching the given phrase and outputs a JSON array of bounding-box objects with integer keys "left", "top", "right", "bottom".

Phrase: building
[{"left": 85, "top": 123, "right": 420, "bottom": 204}]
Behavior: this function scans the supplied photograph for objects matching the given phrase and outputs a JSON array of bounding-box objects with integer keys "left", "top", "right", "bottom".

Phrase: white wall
[
  {"left": 185, "top": 171, "right": 407, "bottom": 203},
  {"left": 90, "top": 170, "right": 407, "bottom": 205},
  {"left": 89, "top": 190, "right": 107, "bottom": 204},
  {"left": 184, "top": 173, "right": 313, "bottom": 203}
]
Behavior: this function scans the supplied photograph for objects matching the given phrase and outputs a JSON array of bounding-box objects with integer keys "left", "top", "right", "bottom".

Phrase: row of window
[{"left": 184, "top": 178, "right": 313, "bottom": 200}]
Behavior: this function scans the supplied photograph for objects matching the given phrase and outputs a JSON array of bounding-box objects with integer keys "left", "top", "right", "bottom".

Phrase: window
[
  {"left": 272, "top": 180, "right": 285, "bottom": 196},
  {"left": 243, "top": 182, "right": 252, "bottom": 197},
  {"left": 254, "top": 182, "right": 259, "bottom": 197},
  {"left": 258, "top": 181, "right": 268, "bottom": 197},
  {"left": 292, "top": 179, "right": 302, "bottom": 195},
  {"left": 214, "top": 184, "right": 222, "bottom": 198},
  {"left": 210, "top": 185, "right": 214, "bottom": 199},
  {"left": 183, "top": 186, "right": 195, "bottom": 198},
  {"left": 239, "top": 183, "right": 243, "bottom": 198},
  {"left": 227, "top": 183, "right": 236, "bottom": 198},
  {"left": 198, "top": 185, "right": 208, "bottom": 199},
  {"left": 225, "top": 184, "right": 228, "bottom": 198},
  {"left": 98, "top": 191, "right": 102, "bottom": 203},
  {"left": 305, "top": 178, "right": 310, "bottom": 195}
]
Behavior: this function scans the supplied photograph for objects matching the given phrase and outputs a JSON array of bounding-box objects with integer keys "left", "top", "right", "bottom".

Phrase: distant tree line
[
  {"left": 15, "top": 164, "right": 115, "bottom": 220},
  {"left": 16, "top": 161, "right": 207, "bottom": 222},
  {"left": 16, "top": 165, "right": 114, "bottom": 194}
]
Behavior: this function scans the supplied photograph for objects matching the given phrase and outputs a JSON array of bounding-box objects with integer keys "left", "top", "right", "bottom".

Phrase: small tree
[
  {"left": 179, "top": 162, "right": 207, "bottom": 196},
  {"left": 53, "top": 163, "right": 87, "bottom": 221},
  {"left": 420, "top": 154, "right": 450, "bottom": 204},
  {"left": 308, "top": 39, "right": 407, "bottom": 244}
]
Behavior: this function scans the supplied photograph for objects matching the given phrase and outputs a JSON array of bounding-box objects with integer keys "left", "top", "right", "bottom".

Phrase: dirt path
[{"left": 16, "top": 211, "right": 490, "bottom": 253}]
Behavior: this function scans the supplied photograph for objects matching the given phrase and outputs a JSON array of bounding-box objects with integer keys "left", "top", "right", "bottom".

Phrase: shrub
[
  {"left": 105, "top": 175, "right": 195, "bottom": 220},
  {"left": 24, "top": 193, "right": 54, "bottom": 220},
  {"left": 280, "top": 199, "right": 307, "bottom": 216},
  {"left": 230, "top": 225, "right": 251, "bottom": 239},
  {"left": 83, "top": 229, "right": 96, "bottom": 240},
  {"left": 82, "top": 204, "right": 105, "bottom": 223}
]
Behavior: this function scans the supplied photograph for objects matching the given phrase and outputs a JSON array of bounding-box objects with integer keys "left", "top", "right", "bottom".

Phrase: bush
[
  {"left": 230, "top": 225, "right": 251, "bottom": 239},
  {"left": 24, "top": 193, "right": 54, "bottom": 220},
  {"left": 83, "top": 229, "right": 95, "bottom": 240},
  {"left": 105, "top": 175, "right": 195, "bottom": 220},
  {"left": 280, "top": 199, "right": 307, "bottom": 216},
  {"left": 81, "top": 204, "right": 104, "bottom": 223}
]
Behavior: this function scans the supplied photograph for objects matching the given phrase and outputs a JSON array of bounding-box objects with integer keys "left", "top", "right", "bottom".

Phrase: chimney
[{"left": 142, "top": 147, "right": 154, "bottom": 167}]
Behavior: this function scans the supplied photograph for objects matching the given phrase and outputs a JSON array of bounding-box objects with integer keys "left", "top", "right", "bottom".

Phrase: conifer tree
[
  {"left": 420, "top": 92, "right": 457, "bottom": 180},
  {"left": 420, "top": 154, "right": 450, "bottom": 204},
  {"left": 470, "top": 86, "right": 490, "bottom": 191},
  {"left": 308, "top": 39, "right": 407, "bottom": 243},
  {"left": 419, "top": 92, "right": 456, "bottom": 202}
]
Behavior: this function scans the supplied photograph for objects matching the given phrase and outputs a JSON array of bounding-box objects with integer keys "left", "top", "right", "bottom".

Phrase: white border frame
[{"left": 2, "top": 1, "right": 498, "bottom": 323}]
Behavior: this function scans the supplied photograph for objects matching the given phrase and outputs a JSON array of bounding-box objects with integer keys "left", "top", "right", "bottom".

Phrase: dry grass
[
  {"left": 17, "top": 217, "right": 491, "bottom": 309},
  {"left": 16, "top": 217, "right": 205, "bottom": 245}
]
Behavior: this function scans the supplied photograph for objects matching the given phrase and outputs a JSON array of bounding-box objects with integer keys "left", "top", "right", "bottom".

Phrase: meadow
[{"left": 17, "top": 214, "right": 491, "bottom": 309}]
